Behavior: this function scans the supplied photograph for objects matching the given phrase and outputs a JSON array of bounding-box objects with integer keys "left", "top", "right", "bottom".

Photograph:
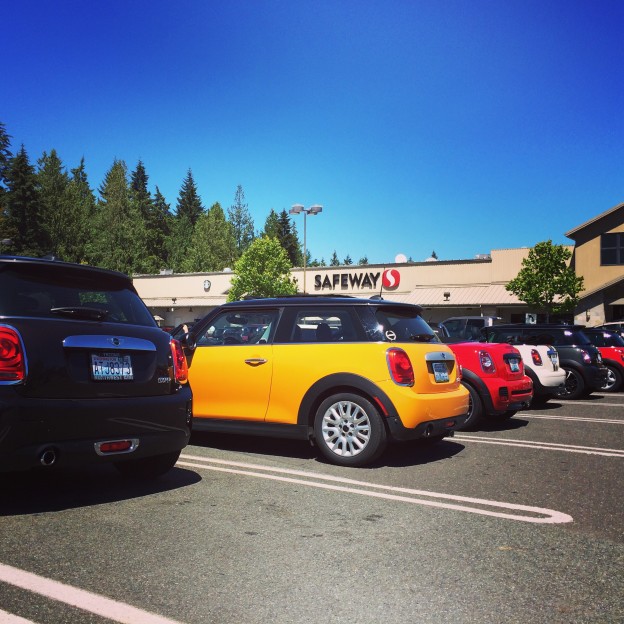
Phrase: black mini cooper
[{"left": 0, "top": 255, "right": 192, "bottom": 477}]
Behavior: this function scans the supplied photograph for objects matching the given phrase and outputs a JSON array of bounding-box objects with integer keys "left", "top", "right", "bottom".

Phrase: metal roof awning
[{"left": 400, "top": 284, "right": 523, "bottom": 306}]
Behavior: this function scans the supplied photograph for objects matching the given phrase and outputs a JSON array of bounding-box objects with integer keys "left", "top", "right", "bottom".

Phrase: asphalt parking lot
[{"left": 1, "top": 393, "right": 623, "bottom": 624}]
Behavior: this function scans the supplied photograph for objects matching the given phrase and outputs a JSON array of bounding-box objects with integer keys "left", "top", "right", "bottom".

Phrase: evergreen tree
[
  {"left": 262, "top": 208, "right": 280, "bottom": 239},
  {"left": 343, "top": 254, "right": 353, "bottom": 265},
  {"left": 181, "top": 202, "right": 236, "bottom": 272},
  {"left": 228, "top": 236, "right": 297, "bottom": 301},
  {"left": 130, "top": 160, "right": 167, "bottom": 273},
  {"left": 4, "top": 145, "right": 49, "bottom": 256},
  {"left": 153, "top": 186, "right": 174, "bottom": 269},
  {"left": 276, "top": 209, "right": 303, "bottom": 266},
  {"left": 228, "top": 184, "right": 255, "bottom": 258},
  {"left": 67, "top": 158, "right": 96, "bottom": 263},
  {"left": 37, "top": 149, "right": 71, "bottom": 259},
  {"left": 358, "top": 256, "right": 369, "bottom": 265},
  {"left": 90, "top": 159, "right": 143, "bottom": 273},
  {"left": 0, "top": 122, "right": 13, "bottom": 240},
  {"left": 330, "top": 251, "right": 340, "bottom": 266},
  {"left": 176, "top": 169, "right": 204, "bottom": 225}
]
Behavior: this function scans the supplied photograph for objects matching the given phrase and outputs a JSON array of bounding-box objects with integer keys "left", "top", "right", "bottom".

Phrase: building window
[{"left": 601, "top": 233, "right": 624, "bottom": 265}]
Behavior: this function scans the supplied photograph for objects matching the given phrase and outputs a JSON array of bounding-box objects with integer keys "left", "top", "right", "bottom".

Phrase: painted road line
[
  {"left": 522, "top": 414, "right": 624, "bottom": 424},
  {"left": 0, "top": 608, "right": 34, "bottom": 623},
  {"left": 0, "top": 563, "right": 186, "bottom": 624},
  {"left": 454, "top": 435, "right": 624, "bottom": 457},
  {"left": 178, "top": 454, "right": 573, "bottom": 524},
  {"left": 555, "top": 399, "right": 624, "bottom": 407}
]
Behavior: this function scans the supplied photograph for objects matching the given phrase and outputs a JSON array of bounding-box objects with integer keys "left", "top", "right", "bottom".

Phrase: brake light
[
  {"left": 479, "top": 350, "right": 496, "bottom": 374},
  {"left": 0, "top": 326, "right": 26, "bottom": 382},
  {"left": 531, "top": 349, "right": 543, "bottom": 366},
  {"left": 170, "top": 339, "right": 188, "bottom": 383},
  {"left": 387, "top": 348, "right": 414, "bottom": 386}
]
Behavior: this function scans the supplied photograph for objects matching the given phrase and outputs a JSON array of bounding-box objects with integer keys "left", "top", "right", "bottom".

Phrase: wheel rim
[
  {"left": 602, "top": 368, "right": 617, "bottom": 391},
  {"left": 561, "top": 370, "right": 578, "bottom": 396},
  {"left": 321, "top": 400, "right": 371, "bottom": 458}
]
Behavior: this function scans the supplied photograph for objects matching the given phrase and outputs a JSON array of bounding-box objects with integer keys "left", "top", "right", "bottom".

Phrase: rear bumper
[
  {"left": 486, "top": 377, "right": 533, "bottom": 415},
  {"left": 386, "top": 413, "right": 468, "bottom": 441},
  {"left": 0, "top": 388, "right": 192, "bottom": 472}
]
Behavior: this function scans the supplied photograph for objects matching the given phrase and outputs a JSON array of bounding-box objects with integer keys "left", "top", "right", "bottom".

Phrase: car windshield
[{"left": 365, "top": 306, "right": 439, "bottom": 343}]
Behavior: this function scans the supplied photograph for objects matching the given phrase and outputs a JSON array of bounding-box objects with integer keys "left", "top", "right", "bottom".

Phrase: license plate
[
  {"left": 91, "top": 352, "right": 133, "bottom": 381},
  {"left": 432, "top": 362, "right": 449, "bottom": 383},
  {"left": 508, "top": 358, "right": 520, "bottom": 372}
]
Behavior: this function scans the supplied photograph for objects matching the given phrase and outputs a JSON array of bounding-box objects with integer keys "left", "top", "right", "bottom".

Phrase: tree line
[{"left": 0, "top": 121, "right": 367, "bottom": 275}]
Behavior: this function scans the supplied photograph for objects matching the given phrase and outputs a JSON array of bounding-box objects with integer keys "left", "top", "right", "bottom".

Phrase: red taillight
[
  {"left": 0, "top": 326, "right": 26, "bottom": 382},
  {"left": 170, "top": 339, "right": 188, "bottom": 384},
  {"left": 531, "top": 349, "right": 543, "bottom": 366},
  {"left": 387, "top": 348, "right": 414, "bottom": 386},
  {"left": 479, "top": 350, "right": 496, "bottom": 374}
]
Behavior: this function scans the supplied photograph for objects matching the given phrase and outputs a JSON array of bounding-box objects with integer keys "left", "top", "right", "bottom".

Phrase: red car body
[{"left": 446, "top": 341, "right": 533, "bottom": 429}]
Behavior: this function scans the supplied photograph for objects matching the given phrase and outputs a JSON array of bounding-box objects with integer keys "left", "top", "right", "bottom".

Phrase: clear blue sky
[{"left": 5, "top": 0, "right": 623, "bottom": 265}]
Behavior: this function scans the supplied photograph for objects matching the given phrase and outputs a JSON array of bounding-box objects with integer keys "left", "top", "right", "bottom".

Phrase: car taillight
[
  {"left": 479, "top": 350, "right": 496, "bottom": 374},
  {"left": 531, "top": 349, "right": 543, "bottom": 365},
  {"left": 387, "top": 348, "right": 414, "bottom": 386},
  {"left": 170, "top": 339, "right": 188, "bottom": 384},
  {"left": 0, "top": 326, "right": 26, "bottom": 382}
]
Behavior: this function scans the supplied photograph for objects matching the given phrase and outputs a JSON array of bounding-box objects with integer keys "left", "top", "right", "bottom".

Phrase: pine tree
[
  {"left": 330, "top": 251, "right": 340, "bottom": 266},
  {"left": 4, "top": 145, "right": 49, "bottom": 256},
  {"left": 343, "top": 254, "right": 353, "bottom": 265},
  {"left": 228, "top": 184, "right": 255, "bottom": 258},
  {"left": 90, "top": 159, "right": 143, "bottom": 273},
  {"left": 262, "top": 208, "right": 280, "bottom": 239},
  {"left": 37, "top": 149, "right": 71, "bottom": 259},
  {"left": 0, "top": 122, "right": 13, "bottom": 241},
  {"left": 276, "top": 209, "right": 302, "bottom": 266},
  {"left": 153, "top": 186, "right": 174, "bottom": 270},
  {"left": 182, "top": 202, "right": 236, "bottom": 272},
  {"left": 176, "top": 169, "right": 204, "bottom": 225},
  {"left": 67, "top": 158, "right": 96, "bottom": 263}
]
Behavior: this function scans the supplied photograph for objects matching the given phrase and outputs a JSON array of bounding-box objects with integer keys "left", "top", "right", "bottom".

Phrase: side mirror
[{"left": 181, "top": 332, "right": 197, "bottom": 351}]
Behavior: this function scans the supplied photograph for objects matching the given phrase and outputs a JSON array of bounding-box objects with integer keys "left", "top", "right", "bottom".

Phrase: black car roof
[
  {"left": 484, "top": 323, "right": 586, "bottom": 330},
  {"left": 217, "top": 295, "right": 422, "bottom": 313}
]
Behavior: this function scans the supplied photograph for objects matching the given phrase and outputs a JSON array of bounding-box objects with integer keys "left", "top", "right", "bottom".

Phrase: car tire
[
  {"left": 313, "top": 393, "right": 387, "bottom": 467},
  {"left": 114, "top": 450, "right": 181, "bottom": 479},
  {"left": 601, "top": 365, "right": 622, "bottom": 392},
  {"left": 556, "top": 368, "right": 585, "bottom": 400},
  {"left": 458, "top": 382, "right": 483, "bottom": 430}
]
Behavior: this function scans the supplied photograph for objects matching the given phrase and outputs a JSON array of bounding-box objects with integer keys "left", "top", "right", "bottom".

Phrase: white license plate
[
  {"left": 432, "top": 362, "right": 449, "bottom": 383},
  {"left": 91, "top": 353, "right": 133, "bottom": 381},
  {"left": 509, "top": 358, "right": 520, "bottom": 372}
]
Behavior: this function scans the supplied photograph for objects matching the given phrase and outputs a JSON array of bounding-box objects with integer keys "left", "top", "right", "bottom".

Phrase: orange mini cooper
[{"left": 183, "top": 296, "right": 469, "bottom": 467}]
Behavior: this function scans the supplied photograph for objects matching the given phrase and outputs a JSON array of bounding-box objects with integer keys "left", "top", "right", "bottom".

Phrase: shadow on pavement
[{"left": 0, "top": 464, "right": 202, "bottom": 517}]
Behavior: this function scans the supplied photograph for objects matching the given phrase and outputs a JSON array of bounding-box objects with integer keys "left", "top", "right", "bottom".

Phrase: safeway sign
[{"left": 314, "top": 269, "right": 401, "bottom": 292}]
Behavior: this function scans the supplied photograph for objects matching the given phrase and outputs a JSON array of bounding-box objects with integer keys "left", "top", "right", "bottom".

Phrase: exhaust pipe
[
  {"left": 423, "top": 424, "right": 434, "bottom": 438},
  {"left": 39, "top": 448, "right": 57, "bottom": 467}
]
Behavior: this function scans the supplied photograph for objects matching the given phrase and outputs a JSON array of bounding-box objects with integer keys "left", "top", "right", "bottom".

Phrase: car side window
[
  {"left": 287, "top": 308, "right": 359, "bottom": 343},
  {"left": 196, "top": 310, "right": 278, "bottom": 346}
]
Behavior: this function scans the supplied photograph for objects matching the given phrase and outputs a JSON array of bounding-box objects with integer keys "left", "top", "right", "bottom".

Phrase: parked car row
[{"left": 2, "top": 255, "right": 621, "bottom": 475}]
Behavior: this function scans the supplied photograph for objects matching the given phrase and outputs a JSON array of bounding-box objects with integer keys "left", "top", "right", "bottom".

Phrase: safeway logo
[{"left": 382, "top": 269, "right": 400, "bottom": 289}]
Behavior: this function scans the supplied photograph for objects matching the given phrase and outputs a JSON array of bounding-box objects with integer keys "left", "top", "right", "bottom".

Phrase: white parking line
[
  {"left": 0, "top": 608, "right": 34, "bottom": 623},
  {"left": 454, "top": 435, "right": 624, "bottom": 457},
  {"left": 0, "top": 564, "right": 186, "bottom": 624},
  {"left": 178, "top": 454, "right": 573, "bottom": 524},
  {"left": 555, "top": 399, "right": 624, "bottom": 407},
  {"left": 523, "top": 414, "right": 624, "bottom": 424}
]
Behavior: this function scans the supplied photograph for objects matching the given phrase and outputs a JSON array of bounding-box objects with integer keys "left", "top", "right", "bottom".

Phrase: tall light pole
[{"left": 289, "top": 204, "right": 322, "bottom": 294}]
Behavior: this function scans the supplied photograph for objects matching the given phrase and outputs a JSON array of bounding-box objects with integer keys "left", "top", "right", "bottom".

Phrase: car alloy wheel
[
  {"left": 458, "top": 382, "right": 483, "bottom": 430},
  {"left": 601, "top": 365, "right": 622, "bottom": 392},
  {"left": 314, "top": 393, "right": 387, "bottom": 467},
  {"left": 556, "top": 368, "right": 585, "bottom": 400}
]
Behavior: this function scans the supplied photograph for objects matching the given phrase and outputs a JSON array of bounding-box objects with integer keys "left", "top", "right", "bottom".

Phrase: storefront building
[{"left": 133, "top": 202, "right": 623, "bottom": 330}]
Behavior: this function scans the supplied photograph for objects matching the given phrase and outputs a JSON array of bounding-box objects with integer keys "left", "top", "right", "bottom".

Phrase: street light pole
[{"left": 289, "top": 204, "right": 323, "bottom": 294}]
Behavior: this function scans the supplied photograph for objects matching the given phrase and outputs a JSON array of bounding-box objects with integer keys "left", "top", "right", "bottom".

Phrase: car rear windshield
[
  {"left": 0, "top": 263, "right": 155, "bottom": 326},
  {"left": 359, "top": 305, "right": 439, "bottom": 343}
]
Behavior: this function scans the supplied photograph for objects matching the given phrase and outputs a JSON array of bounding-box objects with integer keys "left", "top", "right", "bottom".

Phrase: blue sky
[{"left": 4, "top": 0, "right": 623, "bottom": 265}]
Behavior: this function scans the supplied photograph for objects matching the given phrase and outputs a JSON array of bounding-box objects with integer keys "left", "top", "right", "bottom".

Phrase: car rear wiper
[
  {"left": 50, "top": 306, "right": 108, "bottom": 321},
  {"left": 408, "top": 333, "right": 437, "bottom": 342}
]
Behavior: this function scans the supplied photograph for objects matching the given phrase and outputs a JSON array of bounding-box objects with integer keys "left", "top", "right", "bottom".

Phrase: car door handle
[{"left": 245, "top": 358, "right": 268, "bottom": 366}]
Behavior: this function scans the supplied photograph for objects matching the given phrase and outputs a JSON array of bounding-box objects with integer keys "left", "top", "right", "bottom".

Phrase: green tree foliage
[
  {"left": 358, "top": 256, "right": 369, "bottom": 265},
  {"left": 66, "top": 158, "right": 96, "bottom": 263},
  {"left": 277, "top": 209, "right": 302, "bottom": 266},
  {"left": 182, "top": 202, "right": 236, "bottom": 272},
  {"left": 228, "top": 236, "right": 297, "bottom": 301},
  {"left": 90, "top": 159, "right": 144, "bottom": 274},
  {"left": 170, "top": 169, "right": 204, "bottom": 271},
  {"left": 153, "top": 186, "right": 174, "bottom": 269},
  {"left": 330, "top": 251, "right": 340, "bottom": 266},
  {"left": 37, "top": 149, "right": 72, "bottom": 259},
  {"left": 3, "top": 145, "right": 49, "bottom": 256},
  {"left": 343, "top": 254, "right": 353, "bottom": 265},
  {"left": 262, "top": 208, "right": 280, "bottom": 239},
  {"left": 228, "top": 184, "right": 255, "bottom": 258},
  {"left": 505, "top": 240, "right": 584, "bottom": 321},
  {"left": 0, "top": 122, "right": 12, "bottom": 230}
]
